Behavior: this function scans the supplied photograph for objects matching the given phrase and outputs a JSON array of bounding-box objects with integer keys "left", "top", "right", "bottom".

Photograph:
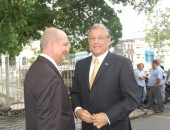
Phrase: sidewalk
[
  {"left": 0, "top": 104, "right": 167, "bottom": 130},
  {"left": 129, "top": 102, "right": 170, "bottom": 119},
  {"left": 129, "top": 108, "right": 155, "bottom": 120},
  {"left": 74, "top": 108, "right": 156, "bottom": 130}
]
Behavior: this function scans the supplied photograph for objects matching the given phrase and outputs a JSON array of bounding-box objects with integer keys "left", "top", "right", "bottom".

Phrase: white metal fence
[{"left": 0, "top": 57, "right": 76, "bottom": 115}]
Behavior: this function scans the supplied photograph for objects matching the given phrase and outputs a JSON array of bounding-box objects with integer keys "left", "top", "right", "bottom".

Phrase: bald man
[{"left": 24, "top": 27, "right": 75, "bottom": 130}]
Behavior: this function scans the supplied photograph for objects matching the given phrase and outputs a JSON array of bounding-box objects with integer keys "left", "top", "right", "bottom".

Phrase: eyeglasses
[{"left": 89, "top": 36, "right": 109, "bottom": 41}]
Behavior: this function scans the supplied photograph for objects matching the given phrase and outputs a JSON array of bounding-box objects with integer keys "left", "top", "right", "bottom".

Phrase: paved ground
[
  {"left": 131, "top": 102, "right": 170, "bottom": 130},
  {"left": 0, "top": 115, "right": 25, "bottom": 130},
  {"left": 0, "top": 114, "right": 82, "bottom": 130},
  {"left": 0, "top": 103, "right": 169, "bottom": 130}
]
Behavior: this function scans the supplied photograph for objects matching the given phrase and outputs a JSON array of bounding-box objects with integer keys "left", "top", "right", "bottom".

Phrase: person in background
[
  {"left": 24, "top": 27, "right": 75, "bottom": 130},
  {"left": 157, "top": 59, "right": 164, "bottom": 70},
  {"left": 166, "top": 68, "right": 170, "bottom": 83},
  {"left": 147, "top": 60, "right": 164, "bottom": 113},
  {"left": 157, "top": 59, "right": 166, "bottom": 103},
  {"left": 71, "top": 23, "right": 140, "bottom": 130},
  {"left": 134, "top": 63, "right": 147, "bottom": 109}
]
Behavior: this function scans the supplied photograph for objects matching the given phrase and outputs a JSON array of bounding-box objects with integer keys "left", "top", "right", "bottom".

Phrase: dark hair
[
  {"left": 137, "top": 63, "right": 144, "bottom": 68},
  {"left": 137, "top": 64, "right": 140, "bottom": 67},
  {"left": 152, "top": 60, "right": 159, "bottom": 65}
]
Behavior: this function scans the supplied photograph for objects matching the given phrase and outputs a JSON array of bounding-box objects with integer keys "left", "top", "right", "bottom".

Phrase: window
[
  {"left": 22, "top": 57, "right": 27, "bottom": 65},
  {"left": 123, "top": 44, "right": 126, "bottom": 50},
  {"left": 9, "top": 58, "right": 16, "bottom": 66},
  {"left": 132, "top": 55, "right": 134, "bottom": 62},
  {"left": 128, "top": 44, "right": 130, "bottom": 49}
]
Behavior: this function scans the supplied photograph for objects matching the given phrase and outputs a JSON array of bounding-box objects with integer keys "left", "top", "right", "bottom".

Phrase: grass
[{"left": 0, "top": 93, "right": 15, "bottom": 103}]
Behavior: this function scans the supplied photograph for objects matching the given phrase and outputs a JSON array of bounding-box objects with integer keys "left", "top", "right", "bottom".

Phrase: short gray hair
[
  {"left": 88, "top": 23, "right": 111, "bottom": 38},
  {"left": 40, "top": 27, "right": 60, "bottom": 52}
]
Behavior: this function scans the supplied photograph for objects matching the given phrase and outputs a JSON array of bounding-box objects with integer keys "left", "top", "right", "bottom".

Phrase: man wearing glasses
[{"left": 71, "top": 23, "right": 140, "bottom": 130}]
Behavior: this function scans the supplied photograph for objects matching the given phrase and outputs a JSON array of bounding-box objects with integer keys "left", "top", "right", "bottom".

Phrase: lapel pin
[{"left": 105, "top": 63, "right": 108, "bottom": 65}]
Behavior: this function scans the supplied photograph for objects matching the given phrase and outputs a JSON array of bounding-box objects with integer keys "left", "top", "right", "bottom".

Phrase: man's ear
[
  {"left": 48, "top": 40, "right": 53, "bottom": 50},
  {"left": 107, "top": 39, "right": 111, "bottom": 46}
]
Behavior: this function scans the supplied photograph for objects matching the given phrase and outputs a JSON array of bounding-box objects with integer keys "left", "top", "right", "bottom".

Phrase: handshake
[{"left": 76, "top": 109, "right": 109, "bottom": 129}]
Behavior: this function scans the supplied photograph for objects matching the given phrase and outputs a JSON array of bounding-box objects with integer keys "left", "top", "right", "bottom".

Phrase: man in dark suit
[
  {"left": 71, "top": 23, "right": 140, "bottom": 130},
  {"left": 24, "top": 27, "right": 75, "bottom": 130}
]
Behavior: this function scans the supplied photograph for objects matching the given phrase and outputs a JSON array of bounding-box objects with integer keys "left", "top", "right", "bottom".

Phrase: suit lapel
[
  {"left": 37, "top": 56, "right": 62, "bottom": 78},
  {"left": 84, "top": 56, "right": 92, "bottom": 90},
  {"left": 92, "top": 52, "right": 114, "bottom": 88}
]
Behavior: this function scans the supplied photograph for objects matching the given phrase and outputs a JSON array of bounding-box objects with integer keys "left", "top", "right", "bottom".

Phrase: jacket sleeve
[
  {"left": 106, "top": 58, "right": 140, "bottom": 125},
  {"left": 70, "top": 62, "right": 82, "bottom": 111},
  {"left": 36, "top": 74, "right": 62, "bottom": 130}
]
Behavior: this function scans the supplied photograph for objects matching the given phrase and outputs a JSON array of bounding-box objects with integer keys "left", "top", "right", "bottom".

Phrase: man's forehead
[{"left": 89, "top": 29, "right": 107, "bottom": 35}]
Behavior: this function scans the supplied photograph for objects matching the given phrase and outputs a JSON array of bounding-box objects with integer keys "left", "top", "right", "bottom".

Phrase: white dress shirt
[
  {"left": 40, "top": 54, "right": 60, "bottom": 74},
  {"left": 134, "top": 69, "right": 146, "bottom": 87},
  {"left": 89, "top": 51, "right": 108, "bottom": 80},
  {"left": 75, "top": 51, "right": 111, "bottom": 124}
]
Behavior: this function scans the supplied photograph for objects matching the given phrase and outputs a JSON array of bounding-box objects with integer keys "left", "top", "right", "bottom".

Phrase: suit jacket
[
  {"left": 24, "top": 56, "right": 75, "bottom": 130},
  {"left": 71, "top": 52, "right": 140, "bottom": 130}
]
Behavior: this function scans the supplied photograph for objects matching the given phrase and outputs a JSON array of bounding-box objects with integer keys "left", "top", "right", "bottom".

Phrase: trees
[
  {"left": 145, "top": 7, "right": 170, "bottom": 55},
  {"left": 53, "top": 0, "right": 123, "bottom": 53},
  {"left": 108, "top": 0, "right": 159, "bottom": 13},
  {"left": 47, "top": 0, "right": 159, "bottom": 53},
  {"left": 0, "top": 0, "right": 159, "bottom": 58},
  {"left": 0, "top": 0, "right": 34, "bottom": 58}
]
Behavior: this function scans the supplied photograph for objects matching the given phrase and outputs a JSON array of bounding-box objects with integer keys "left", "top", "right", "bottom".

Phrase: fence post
[{"left": 5, "top": 57, "right": 10, "bottom": 96}]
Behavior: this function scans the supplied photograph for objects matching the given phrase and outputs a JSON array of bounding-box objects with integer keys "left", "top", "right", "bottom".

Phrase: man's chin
[
  {"left": 60, "top": 57, "right": 65, "bottom": 64},
  {"left": 92, "top": 51, "right": 104, "bottom": 57}
]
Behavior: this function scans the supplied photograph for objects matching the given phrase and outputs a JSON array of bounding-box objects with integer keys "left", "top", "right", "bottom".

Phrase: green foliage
[
  {"left": 0, "top": 0, "right": 159, "bottom": 58},
  {"left": 0, "top": 0, "right": 36, "bottom": 59},
  {"left": 145, "top": 8, "right": 170, "bottom": 50},
  {"left": 29, "top": 47, "right": 41, "bottom": 63},
  {"left": 0, "top": 92, "right": 14, "bottom": 102},
  {"left": 52, "top": 0, "right": 123, "bottom": 53},
  {"left": 108, "top": 0, "right": 159, "bottom": 13}
]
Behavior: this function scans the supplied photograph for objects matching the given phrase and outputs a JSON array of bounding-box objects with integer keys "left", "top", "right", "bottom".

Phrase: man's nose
[{"left": 93, "top": 37, "right": 100, "bottom": 43}]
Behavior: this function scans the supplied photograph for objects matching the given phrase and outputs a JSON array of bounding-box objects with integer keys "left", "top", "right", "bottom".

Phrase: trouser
[
  {"left": 148, "top": 85, "right": 164, "bottom": 111},
  {"left": 160, "top": 83, "right": 165, "bottom": 102},
  {"left": 143, "top": 86, "right": 147, "bottom": 102},
  {"left": 138, "top": 85, "right": 144, "bottom": 107}
]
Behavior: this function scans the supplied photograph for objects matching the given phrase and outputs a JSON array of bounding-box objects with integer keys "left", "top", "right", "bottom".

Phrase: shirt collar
[
  {"left": 155, "top": 66, "right": 159, "bottom": 69},
  {"left": 40, "top": 53, "right": 60, "bottom": 71},
  {"left": 92, "top": 51, "right": 108, "bottom": 65}
]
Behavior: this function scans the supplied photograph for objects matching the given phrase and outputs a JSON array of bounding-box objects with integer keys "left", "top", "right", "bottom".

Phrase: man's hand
[
  {"left": 91, "top": 112, "right": 109, "bottom": 129},
  {"left": 76, "top": 109, "right": 93, "bottom": 123}
]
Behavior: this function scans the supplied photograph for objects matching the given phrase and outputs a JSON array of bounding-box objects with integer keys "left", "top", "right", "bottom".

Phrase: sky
[{"left": 105, "top": 0, "right": 170, "bottom": 39}]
